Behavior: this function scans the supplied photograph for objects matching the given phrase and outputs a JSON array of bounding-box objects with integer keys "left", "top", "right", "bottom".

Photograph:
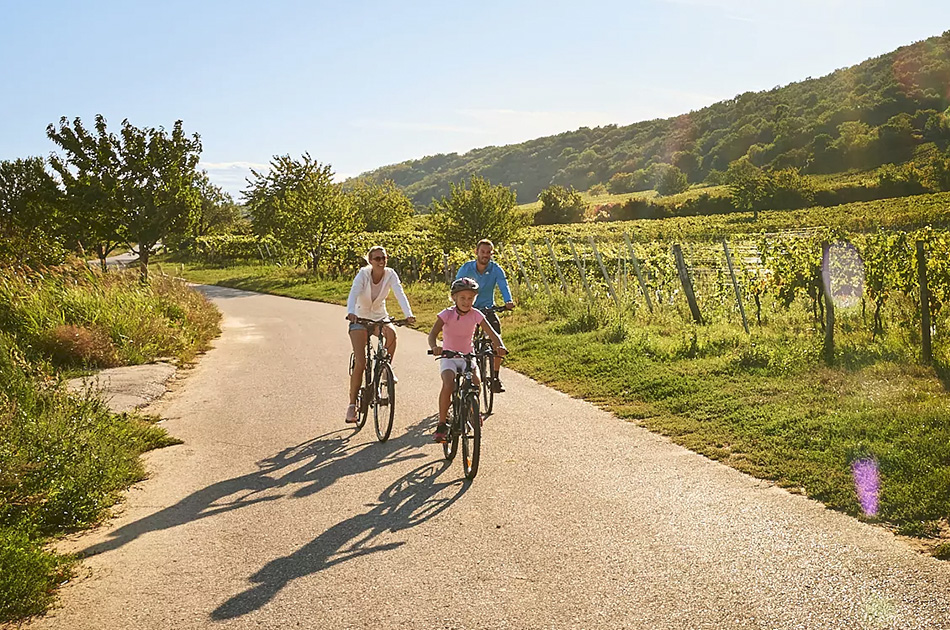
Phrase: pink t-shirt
[{"left": 437, "top": 306, "right": 485, "bottom": 353}]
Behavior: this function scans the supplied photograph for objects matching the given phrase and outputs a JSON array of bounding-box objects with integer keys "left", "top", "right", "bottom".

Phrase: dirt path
[{"left": 28, "top": 285, "right": 950, "bottom": 629}]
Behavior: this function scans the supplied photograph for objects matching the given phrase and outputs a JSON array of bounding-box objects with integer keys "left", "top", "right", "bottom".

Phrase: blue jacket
[{"left": 456, "top": 260, "right": 512, "bottom": 309}]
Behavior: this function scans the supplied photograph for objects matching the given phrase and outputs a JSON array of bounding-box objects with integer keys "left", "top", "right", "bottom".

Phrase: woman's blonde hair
[{"left": 365, "top": 246, "right": 387, "bottom": 265}]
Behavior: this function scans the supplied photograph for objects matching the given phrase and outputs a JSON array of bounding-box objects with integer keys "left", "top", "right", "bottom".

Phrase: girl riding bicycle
[
  {"left": 345, "top": 246, "right": 416, "bottom": 423},
  {"left": 427, "top": 277, "right": 506, "bottom": 443}
]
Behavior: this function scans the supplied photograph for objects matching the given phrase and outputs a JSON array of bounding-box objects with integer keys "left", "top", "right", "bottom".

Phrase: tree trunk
[{"left": 139, "top": 247, "right": 150, "bottom": 283}]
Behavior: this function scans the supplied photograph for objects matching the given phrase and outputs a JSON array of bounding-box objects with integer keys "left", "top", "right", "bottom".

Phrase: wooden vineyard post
[
  {"left": 722, "top": 238, "right": 750, "bottom": 334},
  {"left": 546, "top": 238, "right": 569, "bottom": 294},
  {"left": 821, "top": 242, "right": 835, "bottom": 364},
  {"left": 587, "top": 235, "right": 619, "bottom": 305},
  {"left": 619, "top": 249, "right": 627, "bottom": 295},
  {"left": 443, "top": 253, "right": 451, "bottom": 283},
  {"left": 917, "top": 240, "right": 933, "bottom": 364},
  {"left": 672, "top": 244, "right": 702, "bottom": 324},
  {"left": 623, "top": 233, "right": 653, "bottom": 313},
  {"left": 510, "top": 243, "right": 535, "bottom": 297},
  {"left": 567, "top": 238, "right": 595, "bottom": 301},
  {"left": 528, "top": 240, "right": 553, "bottom": 296}
]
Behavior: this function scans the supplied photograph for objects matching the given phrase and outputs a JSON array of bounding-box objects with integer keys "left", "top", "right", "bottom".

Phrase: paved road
[{"left": 30, "top": 286, "right": 950, "bottom": 629}]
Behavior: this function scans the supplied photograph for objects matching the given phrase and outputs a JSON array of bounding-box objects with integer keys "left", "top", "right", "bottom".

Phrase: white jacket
[{"left": 346, "top": 266, "right": 413, "bottom": 321}]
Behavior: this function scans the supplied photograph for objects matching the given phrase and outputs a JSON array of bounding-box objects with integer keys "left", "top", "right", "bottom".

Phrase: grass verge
[{"left": 0, "top": 261, "right": 219, "bottom": 622}]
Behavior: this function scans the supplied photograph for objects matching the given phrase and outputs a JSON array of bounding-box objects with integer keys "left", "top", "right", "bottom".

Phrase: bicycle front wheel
[
  {"left": 461, "top": 394, "right": 481, "bottom": 480},
  {"left": 443, "top": 405, "right": 459, "bottom": 461},
  {"left": 374, "top": 362, "right": 396, "bottom": 442},
  {"left": 478, "top": 353, "right": 494, "bottom": 416},
  {"left": 356, "top": 359, "right": 372, "bottom": 430}
]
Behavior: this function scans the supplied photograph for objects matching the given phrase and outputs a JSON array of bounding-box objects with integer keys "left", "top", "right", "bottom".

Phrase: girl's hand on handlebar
[
  {"left": 430, "top": 344, "right": 442, "bottom": 356},
  {"left": 495, "top": 346, "right": 508, "bottom": 357}
]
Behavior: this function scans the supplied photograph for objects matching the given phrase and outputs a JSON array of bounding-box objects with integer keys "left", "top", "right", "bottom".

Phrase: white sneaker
[{"left": 345, "top": 404, "right": 358, "bottom": 423}]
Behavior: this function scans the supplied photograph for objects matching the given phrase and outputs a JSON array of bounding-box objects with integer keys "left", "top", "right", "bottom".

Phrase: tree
[
  {"left": 535, "top": 185, "right": 587, "bottom": 224},
  {"left": 654, "top": 164, "right": 689, "bottom": 196},
  {"left": 48, "top": 115, "right": 203, "bottom": 279},
  {"left": 0, "top": 157, "right": 62, "bottom": 238},
  {"left": 244, "top": 154, "right": 360, "bottom": 269},
  {"left": 0, "top": 157, "right": 66, "bottom": 266},
  {"left": 190, "top": 171, "right": 240, "bottom": 238},
  {"left": 346, "top": 179, "right": 414, "bottom": 232},
  {"left": 430, "top": 175, "right": 523, "bottom": 250},
  {"left": 726, "top": 158, "right": 768, "bottom": 220}
]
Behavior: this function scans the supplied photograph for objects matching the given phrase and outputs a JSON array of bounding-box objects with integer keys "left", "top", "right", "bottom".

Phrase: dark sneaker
[
  {"left": 491, "top": 378, "right": 505, "bottom": 393},
  {"left": 433, "top": 424, "right": 448, "bottom": 443}
]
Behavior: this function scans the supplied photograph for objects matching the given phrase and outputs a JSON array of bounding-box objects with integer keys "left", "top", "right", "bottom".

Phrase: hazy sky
[{"left": 2, "top": 1, "right": 947, "bottom": 198}]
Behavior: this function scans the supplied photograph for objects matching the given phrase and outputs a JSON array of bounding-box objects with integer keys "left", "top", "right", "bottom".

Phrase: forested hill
[{"left": 358, "top": 31, "right": 950, "bottom": 206}]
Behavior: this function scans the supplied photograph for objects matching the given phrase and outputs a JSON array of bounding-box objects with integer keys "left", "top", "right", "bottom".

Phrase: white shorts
[{"left": 440, "top": 357, "right": 478, "bottom": 377}]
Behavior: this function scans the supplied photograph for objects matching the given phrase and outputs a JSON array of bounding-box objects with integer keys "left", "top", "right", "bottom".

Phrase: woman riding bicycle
[
  {"left": 427, "top": 277, "right": 506, "bottom": 443},
  {"left": 345, "top": 246, "right": 415, "bottom": 424}
]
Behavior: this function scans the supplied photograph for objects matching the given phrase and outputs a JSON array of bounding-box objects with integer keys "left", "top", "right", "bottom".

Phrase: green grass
[
  {"left": 0, "top": 261, "right": 220, "bottom": 622},
  {"left": 173, "top": 259, "right": 950, "bottom": 556}
]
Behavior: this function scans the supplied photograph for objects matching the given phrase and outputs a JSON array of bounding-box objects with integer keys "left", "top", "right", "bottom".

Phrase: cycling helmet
[{"left": 450, "top": 277, "right": 479, "bottom": 294}]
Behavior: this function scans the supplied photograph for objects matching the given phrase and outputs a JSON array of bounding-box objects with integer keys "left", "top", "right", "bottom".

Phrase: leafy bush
[{"left": 535, "top": 185, "right": 588, "bottom": 225}]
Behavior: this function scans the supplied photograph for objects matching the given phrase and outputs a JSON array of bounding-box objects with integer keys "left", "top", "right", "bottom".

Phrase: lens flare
[
  {"left": 851, "top": 458, "right": 880, "bottom": 517},
  {"left": 822, "top": 241, "right": 865, "bottom": 309}
]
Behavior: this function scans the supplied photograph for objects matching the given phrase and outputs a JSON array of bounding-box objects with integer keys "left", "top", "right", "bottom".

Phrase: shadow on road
[
  {"left": 78, "top": 418, "right": 434, "bottom": 559},
  {"left": 211, "top": 453, "right": 468, "bottom": 621}
]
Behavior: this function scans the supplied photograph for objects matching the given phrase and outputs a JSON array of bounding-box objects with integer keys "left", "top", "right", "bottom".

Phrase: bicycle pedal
[{"left": 378, "top": 398, "right": 390, "bottom": 407}]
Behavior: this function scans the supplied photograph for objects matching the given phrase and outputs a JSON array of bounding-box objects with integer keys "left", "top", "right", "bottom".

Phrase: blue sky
[{"left": 2, "top": 0, "right": 947, "bottom": 198}]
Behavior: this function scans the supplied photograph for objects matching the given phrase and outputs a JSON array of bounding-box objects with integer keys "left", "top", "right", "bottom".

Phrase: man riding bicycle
[{"left": 455, "top": 239, "right": 514, "bottom": 392}]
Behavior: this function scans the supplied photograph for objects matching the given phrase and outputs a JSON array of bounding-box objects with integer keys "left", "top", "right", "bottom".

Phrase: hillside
[{"left": 358, "top": 31, "right": 950, "bottom": 206}]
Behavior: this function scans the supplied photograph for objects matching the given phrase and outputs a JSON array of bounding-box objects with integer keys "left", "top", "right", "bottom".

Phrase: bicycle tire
[
  {"left": 374, "top": 362, "right": 396, "bottom": 442},
  {"left": 461, "top": 394, "right": 481, "bottom": 480},
  {"left": 443, "top": 404, "right": 459, "bottom": 461},
  {"left": 478, "top": 352, "right": 494, "bottom": 416},
  {"left": 355, "top": 357, "right": 372, "bottom": 430}
]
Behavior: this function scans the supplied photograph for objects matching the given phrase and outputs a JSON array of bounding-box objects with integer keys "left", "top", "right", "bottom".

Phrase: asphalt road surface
[{"left": 28, "top": 286, "right": 950, "bottom": 629}]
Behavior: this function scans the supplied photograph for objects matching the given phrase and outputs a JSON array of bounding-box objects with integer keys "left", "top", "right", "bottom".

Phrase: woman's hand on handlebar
[
  {"left": 407, "top": 316, "right": 416, "bottom": 326},
  {"left": 346, "top": 313, "right": 357, "bottom": 323}
]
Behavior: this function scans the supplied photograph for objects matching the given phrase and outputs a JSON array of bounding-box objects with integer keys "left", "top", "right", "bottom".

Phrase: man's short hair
[{"left": 476, "top": 239, "right": 494, "bottom": 252}]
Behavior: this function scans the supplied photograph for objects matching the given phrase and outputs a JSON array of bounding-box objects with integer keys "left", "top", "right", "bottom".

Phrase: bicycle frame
[{"left": 351, "top": 317, "right": 406, "bottom": 440}]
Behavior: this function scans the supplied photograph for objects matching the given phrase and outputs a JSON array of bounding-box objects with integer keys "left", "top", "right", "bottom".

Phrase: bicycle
[
  {"left": 429, "top": 349, "right": 482, "bottom": 480},
  {"left": 349, "top": 317, "right": 409, "bottom": 442},
  {"left": 473, "top": 305, "right": 509, "bottom": 416}
]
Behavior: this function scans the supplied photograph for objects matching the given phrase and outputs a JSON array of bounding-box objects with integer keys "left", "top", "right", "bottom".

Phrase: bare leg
[
  {"left": 381, "top": 324, "right": 397, "bottom": 360},
  {"left": 439, "top": 371, "right": 454, "bottom": 423}
]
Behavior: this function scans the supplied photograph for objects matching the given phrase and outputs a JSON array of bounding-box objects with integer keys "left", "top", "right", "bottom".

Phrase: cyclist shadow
[
  {"left": 77, "top": 420, "right": 429, "bottom": 559},
  {"left": 211, "top": 451, "right": 467, "bottom": 621}
]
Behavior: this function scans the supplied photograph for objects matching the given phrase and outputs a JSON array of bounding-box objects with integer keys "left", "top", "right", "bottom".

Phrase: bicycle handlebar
[
  {"left": 428, "top": 349, "right": 478, "bottom": 359},
  {"left": 351, "top": 316, "right": 411, "bottom": 327},
  {"left": 480, "top": 305, "right": 511, "bottom": 314}
]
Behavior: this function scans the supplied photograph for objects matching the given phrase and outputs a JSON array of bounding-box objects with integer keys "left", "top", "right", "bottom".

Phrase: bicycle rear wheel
[
  {"left": 461, "top": 394, "right": 481, "bottom": 480},
  {"left": 374, "top": 362, "right": 396, "bottom": 442},
  {"left": 478, "top": 352, "right": 494, "bottom": 416}
]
